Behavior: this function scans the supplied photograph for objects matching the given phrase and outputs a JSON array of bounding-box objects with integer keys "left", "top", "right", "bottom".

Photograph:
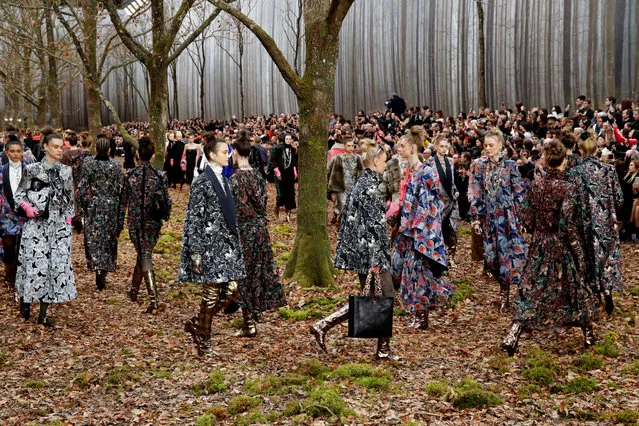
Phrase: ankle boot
[
  {"left": 96, "top": 270, "right": 106, "bottom": 291},
  {"left": 501, "top": 322, "right": 523, "bottom": 356},
  {"left": 499, "top": 283, "right": 511, "bottom": 313},
  {"left": 5, "top": 263, "right": 17, "bottom": 290},
  {"left": 414, "top": 310, "right": 429, "bottom": 330},
  {"left": 235, "top": 308, "right": 257, "bottom": 337},
  {"left": 603, "top": 289, "right": 614, "bottom": 315},
  {"left": 376, "top": 337, "right": 401, "bottom": 361},
  {"left": 143, "top": 270, "right": 159, "bottom": 313},
  {"left": 128, "top": 265, "right": 143, "bottom": 302},
  {"left": 37, "top": 302, "right": 53, "bottom": 327},
  {"left": 448, "top": 246, "right": 457, "bottom": 268},
  {"left": 19, "top": 298, "right": 30, "bottom": 321},
  {"left": 582, "top": 324, "right": 596, "bottom": 348},
  {"left": 310, "top": 304, "right": 349, "bottom": 353}
]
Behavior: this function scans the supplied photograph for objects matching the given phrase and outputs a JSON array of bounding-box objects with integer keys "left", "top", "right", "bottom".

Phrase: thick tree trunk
[
  {"left": 476, "top": 0, "right": 487, "bottom": 108},
  {"left": 86, "top": 86, "right": 102, "bottom": 138},
  {"left": 148, "top": 63, "right": 168, "bottom": 169},
  {"left": 45, "top": 9, "right": 61, "bottom": 127}
]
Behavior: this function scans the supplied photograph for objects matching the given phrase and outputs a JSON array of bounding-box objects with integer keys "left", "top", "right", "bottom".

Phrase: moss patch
[
  {"left": 562, "top": 376, "right": 598, "bottom": 394},
  {"left": 193, "top": 371, "right": 228, "bottom": 396},
  {"left": 227, "top": 395, "right": 261, "bottom": 415},
  {"left": 447, "top": 278, "right": 475, "bottom": 309}
]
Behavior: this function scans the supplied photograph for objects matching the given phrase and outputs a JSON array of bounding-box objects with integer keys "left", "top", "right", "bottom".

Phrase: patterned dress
[
  {"left": 334, "top": 168, "right": 391, "bottom": 274},
  {"left": 120, "top": 162, "right": 172, "bottom": 271},
  {"left": 177, "top": 165, "right": 246, "bottom": 284},
  {"left": 391, "top": 163, "right": 455, "bottom": 312},
  {"left": 568, "top": 156, "right": 623, "bottom": 294},
  {"left": 513, "top": 169, "right": 597, "bottom": 328},
  {"left": 230, "top": 169, "right": 287, "bottom": 314},
  {"left": 78, "top": 157, "right": 125, "bottom": 272},
  {"left": 429, "top": 155, "right": 460, "bottom": 251},
  {"left": 15, "top": 159, "right": 76, "bottom": 304},
  {"left": 468, "top": 156, "right": 527, "bottom": 287}
]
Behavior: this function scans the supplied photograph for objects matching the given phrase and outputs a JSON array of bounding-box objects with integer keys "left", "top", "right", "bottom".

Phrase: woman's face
[
  {"left": 630, "top": 162, "right": 637, "bottom": 173},
  {"left": 285, "top": 135, "right": 293, "bottom": 145},
  {"left": 209, "top": 143, "right": 229, "bottom": 167},
  {"left": 44, "top": 138, "right": 64, "bottom": 161},
  {"left": 597, "top": 137, "right": 606, "bottom": 147},
  {"left": 344, "top": 141, "right": 354, "bottom": 154},
  {"left": 400, "top": 141, "right": 414, "bottom": 159},
  {"left": 436, "top": 139, "right": 450, "bottom": 157},
  {"left": 6, "top": 144, "right": 23, "bottom": 163},
  {"left": 371, "top": 151, "right": 387, "bottom": 174},
  {"left": 484, "top": 137, "right": 503, "bottom": 159}
]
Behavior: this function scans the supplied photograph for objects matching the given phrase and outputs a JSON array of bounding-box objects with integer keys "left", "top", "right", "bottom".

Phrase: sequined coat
[
  {"left": 78, "top": 157, "right": 125, "bottom": 272},
  {"left": 513, "top": 169, "right": 597, "bottom": 327},
  {"left": 15, "top": 159, "right": 76, "bottom": 304},
  {"left": 568, "top": 156, "right": 624, "bottom": 293},
  {"left": 391, "top": 163, "right": 455, "bottom": 312},
  {"left": 0, "top": 159, "right": 31, "bottom": 237},
  {"left": 334, "top": 168, "right": 391, "bottom": 274},
  {"left": 468, "top": 156, "right": 528, "bottom": 287},
  {"left": 177, "top": 167, "right": 246, "bottom": 284}
]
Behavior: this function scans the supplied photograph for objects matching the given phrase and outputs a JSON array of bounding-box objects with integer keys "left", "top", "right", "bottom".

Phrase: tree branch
[
  {"left": 208, "top": 0, "right": 302, "bottom": 97},
  {"left": 326, "top": 0, "right": 355, "bottom": 30},
  {"left": 168, "top": 5, "right": 225, "bottom": 63},
  {"left": 103, "top": 0, "right": 150, "bottom": 64},
  {"left": 98, "top": 90, "right": 139, "bottom": 149}
]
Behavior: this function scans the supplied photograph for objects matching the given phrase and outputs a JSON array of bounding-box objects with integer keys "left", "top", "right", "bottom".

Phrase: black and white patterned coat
[
  {"left": 15, "top": 159, "right": 76, "bottom": 304},
  {"left": 334, "top": 168, "right": 391, "bottom": 274},
  {"left": 177, "top": 166, "right": 246, "bottom": 284}
]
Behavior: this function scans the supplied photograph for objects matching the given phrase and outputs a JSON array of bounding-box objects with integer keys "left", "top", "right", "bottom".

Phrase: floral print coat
[
  {"left": 468, "top": 156, "right": 527, "bottom": 287},
  {"left": 568, "top": 156, "right": 623, "bottom": 293},
  {"left": 334, "top": 168, "right": 390, "bottom": 275}
]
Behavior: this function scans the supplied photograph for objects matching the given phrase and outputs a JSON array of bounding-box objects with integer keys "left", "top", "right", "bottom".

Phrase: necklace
[{"left": 485, "top": 157, "right": 504, "bottom": 200}]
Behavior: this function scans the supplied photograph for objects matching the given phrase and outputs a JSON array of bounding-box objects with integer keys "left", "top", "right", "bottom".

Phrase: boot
[
  {"left": 37, "top": 302, "right": 53, "bottom": 327},
  {"left": 603, "top": 289, "right": 614, "bottom": 316},
  {"left": 410, "top": 310, "right": 429, "bottom": 330},
  {"left": 185, "top": 285, "right": 226, "bottom": 357},
  {"left": 448, "top": 246, "right": 457, "bottom": 268},
  {"left": 582, "top": 324, "right": 596, "bottom": 348},
  {"left": 5, "top": 263, "right": 17, "bottom": 290},
  {"left": 376, "top": 337, "right": 401, "bottom": 361},
  {"left": 96, "top": 270, "right": 106, "bottom": 292},
  {"left": 234, "top": 308, "right": 257, "bottom": 337},
  {"left": 128, "top": 265, "right": 143, "bottom": 302},
  {"left": 309, "top": 304, "right": 350, "bottom": 353},
  {"left": 275, "top": 205, "right": 280, "bottom": 219},
  {"left": 501, "top": 322, "right": 523, "bottom": 356},
  {"left": 499, "top": 283, "right": 510, "bottom": 314},
  {"left": 143, "top": 270, "right": 159, "bottom": 313},
  {"left": 19, "top": 298, "right": 30, "bottom": 321}
]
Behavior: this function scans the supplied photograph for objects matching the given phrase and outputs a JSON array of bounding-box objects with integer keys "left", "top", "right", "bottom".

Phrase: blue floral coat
[{"left": 468, "top": 156, "right": 527, "bottom": 287}]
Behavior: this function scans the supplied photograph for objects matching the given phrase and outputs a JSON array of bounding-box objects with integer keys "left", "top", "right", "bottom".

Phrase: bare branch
[{"left": 103, "top": 0, "right": 150, "bottom": 64}]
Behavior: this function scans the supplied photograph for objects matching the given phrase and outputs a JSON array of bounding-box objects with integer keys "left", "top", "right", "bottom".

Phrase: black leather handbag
[{"left": 348, "top": 275, "right": 393, "bottom": 338}]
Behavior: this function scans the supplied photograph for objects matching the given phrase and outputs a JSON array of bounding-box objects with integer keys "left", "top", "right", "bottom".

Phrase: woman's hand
[
  {"left": 369, "top": 266, "right": 380, "bottom": 275},
  {"left": 191, "top": 252, "right": 202, "bottom": 275},
  {"left": 20, "top": 202, "right": 40, "bottom": 218}
]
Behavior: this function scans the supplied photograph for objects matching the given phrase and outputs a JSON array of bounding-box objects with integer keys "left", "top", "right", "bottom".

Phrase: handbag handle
[{"left": 362, "top": 273, "right": 381, "bottom": 297}]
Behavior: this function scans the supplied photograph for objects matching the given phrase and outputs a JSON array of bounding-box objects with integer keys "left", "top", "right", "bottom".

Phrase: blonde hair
[
  {"left": 578, "top": 132, "right": 598, "bottom": 156},
  {"left": 359, "top": 138, "right": 385, "bottom": 167},
  {"left": 400, "top": 125, "right": 424, "bottom": 153},
  {"left": 431, "top": 133, "right": 448, "bottom": 147},
  {"left": 484, "top": 127, "right": 504, "bottom": 147}
]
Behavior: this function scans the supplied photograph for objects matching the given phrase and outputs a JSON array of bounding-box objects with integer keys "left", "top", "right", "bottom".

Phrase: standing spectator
[
  {"left": 269, "top": 133, "right": 298, "bottom": 221},
  {"left": 327, "top": 138, "right": 363, "bottom": 224}
]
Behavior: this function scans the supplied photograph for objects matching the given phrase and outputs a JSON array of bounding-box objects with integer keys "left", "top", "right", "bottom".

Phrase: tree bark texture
[{"left": 476, "top": 0, "right": 486, "bottom": 108}]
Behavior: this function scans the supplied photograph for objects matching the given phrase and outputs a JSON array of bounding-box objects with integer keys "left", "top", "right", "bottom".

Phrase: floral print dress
[
  {"left": 468, "top": 156, "right": 527, "bottom": 287},
  {"left": 568, "top": 156, "right": 623, "bottom": 294},
  {"left": 513, "top": 169, "right": 597, "bottom": 328},
  {"left": 230, "top": 169, "right": 287, "bottom": 314},
  {"left": 391, "top": 163, "right": 455, "bottom": 312}
]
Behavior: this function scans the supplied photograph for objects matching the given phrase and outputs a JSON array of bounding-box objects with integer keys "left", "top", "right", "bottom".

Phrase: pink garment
[{"left": 328, "top": 147, "right": 345, "bottom": 162}]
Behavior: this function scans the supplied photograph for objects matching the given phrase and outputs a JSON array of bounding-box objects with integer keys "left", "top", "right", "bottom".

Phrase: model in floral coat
[
  {"left": 468, "top": 129, "right": 527, "bottom": 313},
  {"left": 229, "top": 132, "right": 287, "bottom": 337},
  {"left": 311, "top": 145, "right": 400, "bottom": 360},
  {"left": 502, "top": 141, "right": 598, "bottom": 355},
  {"left": 179, "top": 133, "right": 246, "bottom": 357},
  {"left": 15, "top": 134, "right": 76, "bottom": 327},
  {"left": 78, "top": 138, "right": 125, "bottom": 291},
  {"left": 120, "top": 137, "right": 172, "bottom": 313},
  {"left": 569, "top": 135, "right": 624, "bottom": 315}
]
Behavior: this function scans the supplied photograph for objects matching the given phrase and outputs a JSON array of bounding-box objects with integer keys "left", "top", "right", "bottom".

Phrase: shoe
[
  {"left": 96, "top": 270, "right": 106, "bottom": 292},
  {"left": 582, "top": 325, "right": 596, "bottom": 348},
  {"left": 37, "top": 317, "right": 54, "bottom": 327},
  {"left": 234, "top": 308, "right": 257, "bottom": 337},
  {"left": 128, "top": 265, "right": 143, "bottom": 302},
  {"left": 37, "top": 303, "right": 53, "bottom": 328},
  {"left": 604, "top": 290, "right": 614, "bottom": 315},
  {"left": 310, "top": 305, "right": 349, "bottom": 353},
  {"left": 501, "top": 322, "right": 523, "bottom": 356},
  {"left": 19, "top": 298, "right": 30, "bottom": 321},
  {"left": 143, "top": 270, "right": 159, "bottom": 313},
  {"left": 499, "top": 283, "right": 510, "bottom": 314},
  {"left": 376, "top": 337, "right": 401, "bottom": 361},
  {"left": 414, "top": 310, "right": 429, "bottom": 330}
]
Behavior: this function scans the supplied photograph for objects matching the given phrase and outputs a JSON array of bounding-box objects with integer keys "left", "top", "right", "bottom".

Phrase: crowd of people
[{"left": 0, "top": 92, "right": 636, "bottom": 358}]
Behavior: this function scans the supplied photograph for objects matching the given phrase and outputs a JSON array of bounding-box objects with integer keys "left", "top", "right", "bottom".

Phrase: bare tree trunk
[
  {"left": 170, "top": 60, "right": 179, "bottom": 120},
  {"left": 238, "top": 31, "right": 245, "bottom": 119},
  {"left": 200, "top": 41, "right": 206, "bottom": 119},
  {"left": 476, "top": 0, "right": 487, "bottom": 108},
  {"left": 148, "top": 62, "right": 168, "bottom": 169},
  {"left": 45, "top": 8, "right": 61, "bottom": 127},
  {"left": 81, "top": 0, "right": 103, "bottom": 139}
]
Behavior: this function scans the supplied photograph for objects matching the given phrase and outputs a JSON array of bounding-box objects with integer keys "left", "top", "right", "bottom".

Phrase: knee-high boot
[
  {"left": 235, "top": 308, "right": 257, "bottom": 337},
  {"left": 499, "top": 283, "right": 511, "bottom": 313},
  {"left": 37, "top": 302, "right": 53, "bottom": 327},
  {"left": 128, "top": 264, "right": 143, "bottom": 302},
  {"left": 185, "top": 284, "right": 227, "bottom": 357},
  {"left": 501, "top": 322, "right": 523, "bottom": 356},
  {"left": 143, "top": 270, "right": 159, "bottom": 313},
  {"left": 309, "top": 305, "right": 349, "bottom": 353},
  {"left": 96, "top": 270, "right": 107, "bottom": 292}
]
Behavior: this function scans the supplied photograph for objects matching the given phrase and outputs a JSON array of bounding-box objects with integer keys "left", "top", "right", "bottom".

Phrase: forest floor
[{"left": 0, "top": 184, "right": 638, "bottom": 426}]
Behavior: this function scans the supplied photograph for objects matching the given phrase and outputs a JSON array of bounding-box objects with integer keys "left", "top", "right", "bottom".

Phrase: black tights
[{"left": 2, "top": 234, "right": 19, "bottom": 286}]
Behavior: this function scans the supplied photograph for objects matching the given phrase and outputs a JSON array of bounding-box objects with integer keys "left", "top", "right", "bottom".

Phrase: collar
[
  {"left": 208, "top": 163, "right": 224, "bottom": 176},
  {"left": 8, "top": 160, "right": 21, "bottom": 169}
]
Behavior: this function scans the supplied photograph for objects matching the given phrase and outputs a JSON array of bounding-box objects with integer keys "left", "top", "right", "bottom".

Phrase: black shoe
[
  {"left": 20, "top": 300, "right": 30, "bottom": 321},
  {"left": 604, "top": 290, "right": 614, "bottom": 315},
  {"left": 37, "top": 317, "right": 54, "bottom": 327},
  {"left": 96, "top": 271, "right": 106, "bottom": 292}
]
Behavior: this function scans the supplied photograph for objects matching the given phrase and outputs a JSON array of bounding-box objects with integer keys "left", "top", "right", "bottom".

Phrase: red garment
[
  {"left": 328, "top": 147, "right": 344, "bottom": 162},
  {"left": 613, "top": 127, "right": 637, "bottom": 147}
]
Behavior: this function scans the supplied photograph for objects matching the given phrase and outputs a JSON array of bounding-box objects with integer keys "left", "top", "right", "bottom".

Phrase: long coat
[
  {"left": 429, "top": 155, "right": 460, "bottom": 245},
  {"left": 569, "top": 156, "right": 623, "bottom": 293},
  {"left": 468, "top": 156, "right": 528, "bottom": 287},
  {"left": 78, "top": 157, "right": 125, "bottom": 272},
  {"left": 513, "top": 169, "right": 597, "bottom": 328},
  {"left": 334, "top": 168, "right": 391, "bottom": 274},
  {"left": 0, "top": 160, "right": 30, "bottom": 237},
  {"left": 15, "top": 159, "right": 76, "bottom": 304},
  {"left": 391, "top": 163, "right": 455, "bottom": 312},
  {"left": 177, "top": 166, "right": 246, "bottom": 284}
]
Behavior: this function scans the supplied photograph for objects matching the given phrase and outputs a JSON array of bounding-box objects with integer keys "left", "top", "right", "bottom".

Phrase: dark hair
[
  {"left": 65, "top": 130, "right": 78, "bottom": 146},
  {"left": 4, "top": 124, "right": 17, "bottom": 132},
  {"left": 79, "top": 131, "right": 92, "bottom": 148},
  {"left": 137, "top": 136, "right": 155, "bottom": 161},
  {"left": 576, "top": 95, "right": 586, "bottom": 101},
  {"left": 544, "top": 140, "right": 566, "bottom": 168},
  {"left": 95, "top": 138, "right": 110, "bottom": 157},
  {"left": 556, "top": 130, "right": 576, "bottom": 150},
  {"left": 232, "top": 130, "right": 252, "bottom": 157},
  {"left": 607, "top": 96, "right": 616, "bottom": 104},
  {"left": 43, "top": 133, "right": 63, "bottom": 146},
  {"left": 5, "top": 137, "right": 22, "bottom": 149},
  {"left": 201, "top": 131, "right": 226, "bottom": 160}
]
